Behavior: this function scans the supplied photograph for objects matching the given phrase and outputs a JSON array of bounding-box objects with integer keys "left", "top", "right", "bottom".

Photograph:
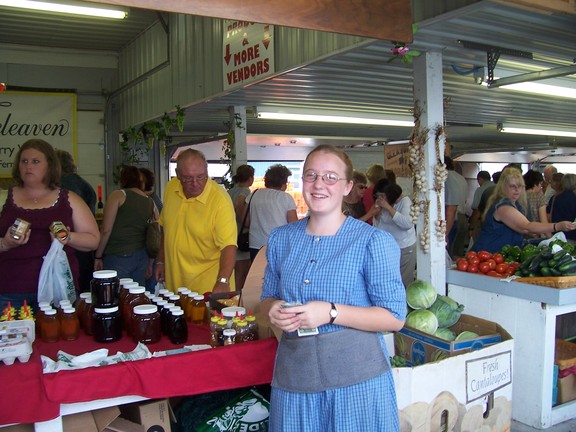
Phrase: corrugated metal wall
[{"left": 114, "top": 14, "right": 369, "bottom": 130}]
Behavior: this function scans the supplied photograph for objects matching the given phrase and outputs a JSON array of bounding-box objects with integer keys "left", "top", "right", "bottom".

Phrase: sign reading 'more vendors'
[{"left": 0, "top": 91, "right": 76, "bottom": 177}]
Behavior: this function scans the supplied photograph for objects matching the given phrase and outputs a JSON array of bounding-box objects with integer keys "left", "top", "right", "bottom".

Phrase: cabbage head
[
  {"left": 406, "top": 280, "right": 437, "bottom": 310},
  {"left": 433, "top": 328, "right": 456, "bottom": 341},
  {"left": 428, "top": 295, "right": 465, "bottom": 328},
  {"left": 405, "top": 309, "right": 438, "bottom": 335}
]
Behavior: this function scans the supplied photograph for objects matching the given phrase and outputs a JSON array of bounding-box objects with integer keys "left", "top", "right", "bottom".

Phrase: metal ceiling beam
[{"left": 488, "top": 64, "right": 576, "bottom": 88}]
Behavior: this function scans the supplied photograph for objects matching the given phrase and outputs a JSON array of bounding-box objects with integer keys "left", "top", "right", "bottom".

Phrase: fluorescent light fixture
[
  {"left": 499, "top": 123, "right": 576, "bottom": 138},
  {"left": 257, "top": 107, "right": 414, "bottom": 127},
  {"left": 0, "top": 0, "right": 128, "bottom": 19},
  {"left": 485, "top": 67, "right": 576, "bottom": 99}
]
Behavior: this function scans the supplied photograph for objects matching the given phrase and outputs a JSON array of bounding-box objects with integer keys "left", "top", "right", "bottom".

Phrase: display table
[
  {"left": 0, "top": 323, "right": 278, "bottom": 431},
  {"left": 447, "top": 269, "right": 576, "bottom": 429}
]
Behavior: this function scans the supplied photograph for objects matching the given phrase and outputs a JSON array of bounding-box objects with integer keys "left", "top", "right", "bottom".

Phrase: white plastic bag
[{"left": 37, "top": 239, "right": 77, "bottom": 305}]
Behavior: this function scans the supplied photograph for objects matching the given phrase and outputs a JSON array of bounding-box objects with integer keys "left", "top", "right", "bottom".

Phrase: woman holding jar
[
  {"left": 260, "top": 145, "right": 406, "bottom": 432},
  {"left": 0, "top": 139, "right": 100, "bottom": 310}
]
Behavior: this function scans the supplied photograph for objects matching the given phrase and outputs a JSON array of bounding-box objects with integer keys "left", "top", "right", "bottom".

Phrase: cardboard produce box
[
  {"left": 120, "top": 399, "right": 174, "bottom": 432},
  {"left": 395, "top": 314, "right": 508, "bottom": 366},
  {"left": 394, "top": 321, "right": 514, "bottom": 432},
  {"left": 63, "top": 406, "right": 123, "bottom": 432}
]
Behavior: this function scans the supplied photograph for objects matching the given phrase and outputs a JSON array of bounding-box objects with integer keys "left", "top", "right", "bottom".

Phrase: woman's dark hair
[
  {"left": 384, "top": 169, "right": 396, "bottom": 184},
  {"left": 12, "top": 139, "right": 61, "bottom": 189},
  {"left": 372, "top": 178, "right": 390, "bottom": 200},
  {"left": 139, "top": 167, "right": 155, "bottom": 192},
  {"left": 55, "top": 149, "right": 76, "bottom": 175},
  {"left": 264, "top": 164, "right": 292, "bottom": 188},
  {"left": 119, "top": 165, "right": 143, "bottom": 189},
  {"left": 232, "top": 164, "right": 255, "bottom": 183},
  {"left": 374, "top": 178, "right": 402, "bottom": 204},
  {"left": 523, "top": 170, "right": 544, "bottom": 190}
]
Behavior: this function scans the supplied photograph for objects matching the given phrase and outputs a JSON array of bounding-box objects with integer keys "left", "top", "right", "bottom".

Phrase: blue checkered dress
[{"left": 261, "top": 216, "right": 407, "bottom": 432}]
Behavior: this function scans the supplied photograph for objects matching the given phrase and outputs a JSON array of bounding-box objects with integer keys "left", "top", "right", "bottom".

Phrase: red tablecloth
[{"left": 0, "top": 324, "right": 278, "bottom": 425}]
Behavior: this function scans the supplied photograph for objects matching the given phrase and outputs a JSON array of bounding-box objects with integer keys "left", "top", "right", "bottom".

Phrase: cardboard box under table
[
  {"left": 393, "top": 316, "right": 514, "bottom": 432},
  {"left": 395, "top": 314, "right": 505, "bottom": 365},
  {"left": 554, "top": 338, "right": 576, "bottom": 405}
]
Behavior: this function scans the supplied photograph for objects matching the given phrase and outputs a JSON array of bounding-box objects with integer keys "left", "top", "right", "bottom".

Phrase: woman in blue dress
[
  {"left": 260, "top": 145, "right": 406, "bottom": 432},
  {"left": 472, "top": 167, "right": 575, "bottom": 254}
]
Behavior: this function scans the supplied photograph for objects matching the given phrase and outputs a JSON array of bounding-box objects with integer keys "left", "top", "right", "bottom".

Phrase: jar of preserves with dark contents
[
  {"left": 132, "top": 304, "right": 161, "bottom": 344},
  {"left": 93, "top": 306, "right": 122, "bottom": 343},
  {"left": 168, "top": 308, "right": 188, "bottom": 344},
  {"left": 91, "top": 270, "right": 120, "bottom": 307}
]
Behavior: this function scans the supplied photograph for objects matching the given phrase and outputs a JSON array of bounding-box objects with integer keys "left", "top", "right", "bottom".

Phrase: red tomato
[
  {"left": 478, "top": 251, "right": 492, "bottom": 262},
  {"left": 510, "top": 261, "right": 520, "bottom": 269},
  {"left": 493, "top": 253, "right": 504, "bottom": 264},
  {"left": 504, "top": 268, "right": 516, "bottom": 277},
  {"left": 495, "top": 263, "right": 509, "bottom": 274},
  {"left": 467, "top": 264, "right": 479, "bottom": 273},
  {"left": 487, "top": 259, "right": 496, "bottom": 270},
  {"left": 456, "top": 258, "right": 468, "bottom": 272},
  {"left": 466, "top": 251, "right": 478, "bottom": 260},
  {"left": 487, "top": 270, "right": 503, "bottom": 278},
  {"left": 479, "top": 262, "right": 491, "bottom": 274},
  {"left": 468, "top": 256, "right": 480, "bottom": 266}
]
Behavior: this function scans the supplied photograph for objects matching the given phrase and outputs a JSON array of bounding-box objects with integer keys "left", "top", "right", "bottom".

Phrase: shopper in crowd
[
  {"left": 139, "top": 167, "right": 162, "bottom": 292},
  {"left": 547, "top": 172, "right": 564, "bottom": 221},
  {"left": 242, "top": 164, "right": 297, "bottom": 262},
  {"left": 372, "top": 180, "right": 416, "bottom": 288},
  {"left": 0, "top": 139, "right": 100, "bottom": 310},
  {"left": 523, "top": 170, "right": 549, "bottom": 238},
  {"left": 543, "top": 164, "right": 557, "bottom": 205},
  {"left": 56, "top": 149, "right": 98, "bottom": 292},
  {"left": 94, "top": 165, "right": 156, "bottom": 286},
  {"left": 549, "top": 174, "right": 576, "bottom": 244},
  {"left": 261, "top": 145, "right": 406, "bottom": 432},
  {"left": 155, "top": 149, "right": 237, "bottom": 294},
  {"left": 471, "top": 168, "right": 576, "bottom": 254},
  {"left": 228, "top": 164, "right": 255, "bottom": 289},
  {"left": 342, "top": 170, "right": 367, "bottom": 219},
  {"left": 468, "top": 171, "right": 493, "bottom": 244},
  {"left": 362, "top": 163, "right": 387, "bottom": 224},
  {"left": 445, "top": 156, "right": 468, "bottom": 258}
]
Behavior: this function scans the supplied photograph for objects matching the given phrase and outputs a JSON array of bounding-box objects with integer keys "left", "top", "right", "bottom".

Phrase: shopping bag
[
  {"left": 38, "top": 239, "right": 77, "bottom": 305},
  {"left": 146, "top": 221, "right": 161, "bottom": 258},
  {"left": 237, "top": 230, "right": 250, "bottom": 252}
]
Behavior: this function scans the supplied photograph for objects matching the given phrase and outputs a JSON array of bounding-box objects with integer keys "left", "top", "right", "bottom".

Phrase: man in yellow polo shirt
[{"left": 155, "top": 149, "right": 237, "bottom": 294}]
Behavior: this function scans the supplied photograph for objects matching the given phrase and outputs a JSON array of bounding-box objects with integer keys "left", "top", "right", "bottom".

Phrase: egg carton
[{"left": 0, "top": 336, "right": 32, "bottom": 365}]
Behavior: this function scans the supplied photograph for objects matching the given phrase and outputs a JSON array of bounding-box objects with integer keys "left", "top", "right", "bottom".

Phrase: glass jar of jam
[
  {"left": 190, "top": 295, "right": 207, "bottom": 325},
  {"left": 60, "top": 307, "right": 80, "bottom": 341},
  {"left": 41, "top": 309, "right": 60, "bottom": 343},
  {"left": 223, "top": 329, "right": 237, "bottom": 346},
  {"left": 82, "top": 297, "right": 95, "bottom": 336},
  {"left": 161, "top": 303, "right": 175, "bottom": 335},
  {"left": 132, "top": 304, "right": 161, "bottom": 344},
  {"left": 209, "top": 312, "right": 220, "bottom": 348},
  {"left": 74, "top": 292, "right": 91, "bottom": 328},
  {"left": 168, "top": 308, "right": 188, "bottom": 344},
  {"left": 91, "top": 270, "right": 120, "bottom": 307},
  {"left": 122, "top": 286, "right": 150, "bottom": 335},
  {"left": 119, "top": 281, "right": 138, "bottom": 305},
  {"left": 245, "top": 313, "right": 259, "bottom": 341},
  {"left": 93, "top": 306, "right": 122, "bottom": 343},
  {"left": 235, "top": 320, "right": 249, "bottom": 343}
]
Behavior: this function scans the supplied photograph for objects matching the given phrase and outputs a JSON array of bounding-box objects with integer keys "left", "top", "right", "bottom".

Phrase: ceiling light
[
  {"left": 485, "top": 67, "right": 576, "bottom": 99},
  {"left": 0, "top": 0, "right": 128, "bottom": 19},
  {"left": 257, "top": 107, "right": 414, "bottom": 127},
  {"left": 499, "top": 123, "right": 576, "bottom": 138}
]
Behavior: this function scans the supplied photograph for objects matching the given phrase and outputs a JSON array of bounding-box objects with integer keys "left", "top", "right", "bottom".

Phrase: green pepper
[{"left": 520, "top": 244, "right": 539, "bottom": 263}]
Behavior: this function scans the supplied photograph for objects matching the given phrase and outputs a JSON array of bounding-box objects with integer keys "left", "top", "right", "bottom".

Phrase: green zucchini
[
  {"left": 540, "top": 267, "right": 552, "bottom": 277},
  {"left": 553, "top": 249, "right": 569, "bottom": 260},
  {"left": 559, "top": 260, "right": 576, "bottom": 275},
  {"left": 556, "top": 254, "right": 573, "bottom": 268},
  {"left": 549, "top": 268, "right": 562, "bottom": 277},
  {"left": 528, "top": 255, "right": 544, "bottom": 273}
]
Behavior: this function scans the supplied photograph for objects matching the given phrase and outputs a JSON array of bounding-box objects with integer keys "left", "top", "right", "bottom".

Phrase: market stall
[
  {"left": 0, "top": 323, "right": 278, "bottom": 431},
  {"left": 447, "top": 269, "right": 576, "bottom": 429}
]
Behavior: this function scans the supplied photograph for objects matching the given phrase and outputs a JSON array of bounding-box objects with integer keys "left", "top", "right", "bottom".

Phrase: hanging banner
[
  {"left": 0, "top": 91, "right": 77, "bottom": 178},
  {"left": 223, "top": 20, "right": 275, "bottom": 91},
  {"left": 385, "top": 143, "right": 411, "bottom": 177}
]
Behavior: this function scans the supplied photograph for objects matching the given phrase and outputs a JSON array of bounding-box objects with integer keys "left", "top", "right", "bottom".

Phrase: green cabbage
[
  {"left": 406, "top": 280, "right": 437, "bottom": 310},
  {"left": 428, "top": 295, "right": 465, "bottom": 328},
  {"left": 433, "top": 328, "right": 456, "bottom": 341},
  {"left": 405, "top": 309, "right": 439, "bottom": 335},
  {"left": 455, "top": 331, "right": 479, "bottom": 341}
]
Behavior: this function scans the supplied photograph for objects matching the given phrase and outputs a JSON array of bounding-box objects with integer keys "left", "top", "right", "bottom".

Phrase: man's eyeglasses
[
  {"left": 302, "top": 171, "right": 346, "bottom": 186},
  {"left": 180, "top": 174, "right": 207, "bottom": 183}
]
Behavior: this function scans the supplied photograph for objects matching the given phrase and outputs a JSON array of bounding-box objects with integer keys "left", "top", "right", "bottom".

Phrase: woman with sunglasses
[
  {"left": 471, "top": 167, "right": 576, "bottom": 254},
  {"left": 342, "top": 170, "right": 368, "bottom": 219},
  {"left": 260, "top": 145, "right": 406, "bottom": 432}
]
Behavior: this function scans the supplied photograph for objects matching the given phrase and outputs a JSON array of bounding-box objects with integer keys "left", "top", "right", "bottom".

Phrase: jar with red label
[{"left": 132, "top": 304, "right": 161, "bottom": 344}]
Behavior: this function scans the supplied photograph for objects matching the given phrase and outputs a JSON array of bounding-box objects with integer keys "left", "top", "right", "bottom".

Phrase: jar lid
[
  {"left": 156, "top": 300, "right": 168, "bottom": 306},
  {"left": 95, "top": 306, "right": 119, "bottom": 313},
  {"left": 123, "top": 282, "right": 139, "bottom": 289},
  {"left": 93, "top": 270, "right": 118, "bottom": 279},
  {"left": 236, "top": 321, "right": 248, "bottom": 327},
  {"left": 177, "top": 287, "right": 188, "bottom": 293},
  {"left": 223, "top": 329, "right": 237, "bottom": 336},
  {"left": 169, "top": 306, "right": 182, "bottom": 312},
  {"left": 133, "top": 304, "right": 158, "bottom": 315},
  {"left": 145, "top": 292, "right": 154, "bottom": 299},
  {"left": 85, "top": 297, "right": 93, "bottom": 304},
  {"left": 168, "top": 295, "right": 179, "bottom": 301},
  {"left": 79, "top": 292, "right": 91, "bottom": 299},
  {"left": 188, "top": 292, "right": 199, "bottom": 297},
  {"left": 171, "top": 309, "right": 184, "bottom": 316},
  {"left": 158, "top": 289, "right": 170, "bottom": 295},
  {"left": 44, "top": 309, "right": 57, "bottom": 316},
  {"left": 193, "top": 295, "right": 205, "bottom": 301},
  {"left": 38, "top": 301, "right": 51, "bottom": 308},
  {"left": 40, "top": 306, "right": 55, "bottom": 312},
  {"left": 119, "top": 278, "right": 133, "bottom": 285},
  {"left": 129, "top": 287, "right": 146, "bottom": 294},
  {"left": 62, "top": 307, "right": 76, "bottom": 313},
  {"left": 222, "top": 306, "right": 246, "bottom": 318}
]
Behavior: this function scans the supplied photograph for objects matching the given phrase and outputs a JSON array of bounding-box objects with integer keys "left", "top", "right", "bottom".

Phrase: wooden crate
[{"left": 514, "top": 276, "right": 576, "bottom": 289}]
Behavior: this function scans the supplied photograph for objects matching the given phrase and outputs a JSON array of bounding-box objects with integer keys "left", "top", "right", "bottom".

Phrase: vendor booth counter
[
  {"left": 0, "top": 324, "right": 278, "bottom": 432},
  {"left": 447, "top": 269, "right": 576, "bottom": 429}
]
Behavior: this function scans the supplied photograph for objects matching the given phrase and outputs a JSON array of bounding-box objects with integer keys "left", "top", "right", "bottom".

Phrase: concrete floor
[{"left": 512, "top": 418, "right": 576, "bottom": 431}]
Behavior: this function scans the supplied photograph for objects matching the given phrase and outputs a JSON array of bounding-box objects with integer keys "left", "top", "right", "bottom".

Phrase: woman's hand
[
  {"left": 558, "top": 221, "right": 576, "bottom": 232},
  {"left": 0, "top": 229, "right": 30, "bottom": 251},
  {"left": 269, "top": 300, "right": 332, "bottom": 332},
  {"left": 268, "top": 300, "right": 304, "bottom": 333},
  {"left": 94, "top": 257, "right": 104, "bottom": 271}
]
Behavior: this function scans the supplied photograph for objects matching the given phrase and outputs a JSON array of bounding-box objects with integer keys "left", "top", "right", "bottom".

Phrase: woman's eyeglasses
[{"left": 302, "top": 171, "right": 346, "bottom": 185}]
